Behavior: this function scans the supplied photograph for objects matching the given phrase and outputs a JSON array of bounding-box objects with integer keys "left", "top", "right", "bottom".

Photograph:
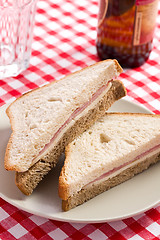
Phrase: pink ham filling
[
  {"left": 85, "top": 143, "right": 160, "bottom": 187},
  {"left": 32, "top": 81, "right": 112, "bottom": 162}
]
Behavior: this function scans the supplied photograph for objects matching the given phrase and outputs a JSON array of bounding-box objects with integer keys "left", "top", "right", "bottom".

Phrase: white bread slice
[
  {"left": 5, "top": 60, "right": 122, "bottom": 172},
  {"left": 15, "top": 80, "right": 126, "bottom": 195},
  {"left": 59, "top": 113, "right": 160, "bottom": 211},
  {"left": 5, "top": 60, "right": 126, "bottom": 195}
]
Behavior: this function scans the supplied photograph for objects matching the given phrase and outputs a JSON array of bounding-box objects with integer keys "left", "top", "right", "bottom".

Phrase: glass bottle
[{"left": 96, "top": 0, "right": 159, "bottom": 68}]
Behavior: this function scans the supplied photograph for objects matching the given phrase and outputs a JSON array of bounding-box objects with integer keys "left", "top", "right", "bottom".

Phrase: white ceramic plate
[{"left": 0, "top": 99, "right": 160, "bottom": 223}]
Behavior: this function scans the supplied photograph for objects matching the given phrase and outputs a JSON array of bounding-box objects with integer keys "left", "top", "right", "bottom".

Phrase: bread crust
[
  {"left": 61, "top": 152, "right": 160, "bottom": 211},
  {"left": 5, "top": 59, "right": 122, "bottom": 172},
  {"left": 15, "top": 80, "right": 126, "bottom": 195},
  {"left": 6, "top": 59, "right": 122, "bottom": 115},
  {"left": 59, "top": 113, "right": 160, "bottom": 201}
]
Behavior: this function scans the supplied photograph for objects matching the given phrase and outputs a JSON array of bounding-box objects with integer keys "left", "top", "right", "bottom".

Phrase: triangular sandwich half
[
  {"left": 5, "top": 59, "right": 126, "bottom": 195},
  {"left": 59, "top": 113, "right": 160, "bottom": 211}
]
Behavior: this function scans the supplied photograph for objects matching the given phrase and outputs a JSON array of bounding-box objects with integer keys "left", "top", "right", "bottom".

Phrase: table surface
[{"left": 0, "top": 0, "right": 160, "bottom": 239}]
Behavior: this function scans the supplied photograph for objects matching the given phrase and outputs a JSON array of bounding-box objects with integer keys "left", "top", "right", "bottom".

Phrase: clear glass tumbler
[{"left": 0, "top": 0, "right": 38, "bottom": 79}]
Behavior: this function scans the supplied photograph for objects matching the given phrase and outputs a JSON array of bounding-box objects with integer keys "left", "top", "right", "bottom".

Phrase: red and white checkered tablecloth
[{"left": 0, "top": 0, "right": 160, "bottom": 239}]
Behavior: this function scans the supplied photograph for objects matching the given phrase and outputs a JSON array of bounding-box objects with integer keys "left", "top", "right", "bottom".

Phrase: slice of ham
[
  {"left": 85, "top": 143, "right": 160, "bottom": 187},
  {"left": 32, "top": 80, "right": 112, "bottom": 164}
]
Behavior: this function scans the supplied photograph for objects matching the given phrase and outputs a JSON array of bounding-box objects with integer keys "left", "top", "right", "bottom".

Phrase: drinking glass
[{"left": 0, "top": 0, "right": 38, "bottom": 78}]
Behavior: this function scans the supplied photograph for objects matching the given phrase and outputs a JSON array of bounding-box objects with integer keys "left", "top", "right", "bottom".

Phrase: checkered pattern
[{"left": 0, "top": 0, "right": 160, "bottom": 239}]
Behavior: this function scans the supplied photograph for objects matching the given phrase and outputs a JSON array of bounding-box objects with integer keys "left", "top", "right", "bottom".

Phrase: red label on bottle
[
  {"left": 133, "top": 0, "right": 158, "bottom": 45},
  {"left": 136, "top": 0, "right": 156, "bottom": 5},
  {"left": 97, "top": 0, "right": 158, "bottom": 49}
]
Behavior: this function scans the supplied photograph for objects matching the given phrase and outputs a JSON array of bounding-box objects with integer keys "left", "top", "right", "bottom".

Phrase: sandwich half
[
  {"left": 5, "top": 59, "right": 126, "bottom": 195},
  {"left": 59, "top": 113, "right": 160, "bottom": 211}
]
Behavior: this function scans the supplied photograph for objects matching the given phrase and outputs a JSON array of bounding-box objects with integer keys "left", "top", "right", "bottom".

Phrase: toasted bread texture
[{"left": 59, "top": 113, "right": 160, "bottom": 211}]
